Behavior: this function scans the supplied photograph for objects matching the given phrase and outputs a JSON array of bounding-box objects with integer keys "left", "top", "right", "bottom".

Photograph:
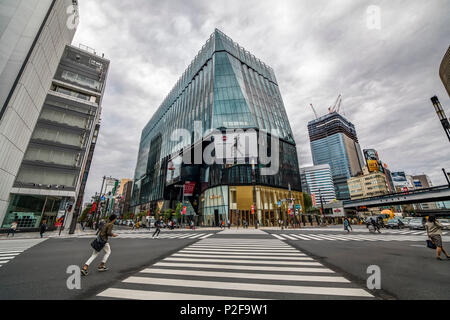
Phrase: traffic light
[{"left": 251, "top": 205, "right": 255, "bottom": 215}]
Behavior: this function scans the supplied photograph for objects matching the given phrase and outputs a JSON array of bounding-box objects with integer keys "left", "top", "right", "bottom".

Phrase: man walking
[
  {"left": 40, "top": 220, "right": 47, "bottom": 238},
  {"left": 81, "top": 214, "right": 118, "bottom": 275},
  {"left": 7, "top": 221, "right": 18, "bottom": 237},
  {"left": 153, "top": 216, "right": 163, "bottom": 239}
]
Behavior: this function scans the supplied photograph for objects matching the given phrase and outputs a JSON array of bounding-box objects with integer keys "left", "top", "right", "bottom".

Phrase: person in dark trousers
[
  {"left": 7, "top": 221, "right": 18, "bottom": 237},
  {"left": 153, "top": 216, "right": 163, "bottom": 239},
  {"left": 426, "top": 216, "right": 450, "bottom": 260},
  {"left": 81, "top": 214, "right": 118, "bottom": 275},
  {"left": 40, "top": 220, "right": 47, "bottom": 238}
]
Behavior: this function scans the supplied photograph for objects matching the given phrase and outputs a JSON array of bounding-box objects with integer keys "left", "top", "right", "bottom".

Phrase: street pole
[
  {"left": 431, "top": 96, "right": 450, "bottom": 142},
  {"left": 94, "top": 176, "right": 106, "bottom": 228},
  {"left": 319, "top": 189, "right": 325, "bottom": 226},
  {"left": 251, "top": 159, "right": 257, "bottom": 227}
]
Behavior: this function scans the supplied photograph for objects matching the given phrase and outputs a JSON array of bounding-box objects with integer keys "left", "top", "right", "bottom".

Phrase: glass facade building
[
  {"left": 300, "top": 164, "right": 336, "bottom": 205},
  {"left": 132, "top": 29, "right": 302, "bottom": 227},
  {"left": 308, "top": 112, "right": 364, "bottom": 200}
]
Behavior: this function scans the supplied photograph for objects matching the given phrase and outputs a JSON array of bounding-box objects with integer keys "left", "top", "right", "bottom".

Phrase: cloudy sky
[{"left": 73, "top": 0, "right": 450, "bottom": 201}]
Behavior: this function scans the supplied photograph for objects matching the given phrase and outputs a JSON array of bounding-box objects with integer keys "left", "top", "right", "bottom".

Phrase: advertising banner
[
  {"left": 367, "top": 160, "right": 380, "bottom": 172},
  {"left": 184, "top": 181, "right": 196, "bottom": 196}
]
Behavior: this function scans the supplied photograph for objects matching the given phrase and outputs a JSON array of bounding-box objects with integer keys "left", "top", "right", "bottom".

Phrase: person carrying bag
[
  {"left": 426, "top": 216, "right": 450, "bottom": 260},
  {"left": 81, "top": 214, "right": 118, "bottom": 276}
]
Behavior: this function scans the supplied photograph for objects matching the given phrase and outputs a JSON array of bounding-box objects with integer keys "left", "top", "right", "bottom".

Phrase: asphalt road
[
  {"left": 0, "top": 227, "right": 448, "bottom": 300},
  {"left": 0, "top": 236, "right": 199, "bottom": 300},
  {"left": 266, "top": 227, "right": 450, "bottom": 300}
]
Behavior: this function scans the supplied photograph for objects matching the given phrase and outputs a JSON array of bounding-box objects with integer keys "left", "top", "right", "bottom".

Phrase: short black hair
[
  {"left": 109, "top": 214, "right": 117, "bottom": 222},
  {"left": 428, "top": 216, "right": 436, "bottom": 222}
]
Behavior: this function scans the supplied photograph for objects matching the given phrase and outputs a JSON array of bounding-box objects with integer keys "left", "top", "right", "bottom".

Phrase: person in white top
[{"left": 7, "top": 221, "right": 18, "bottom": 237}]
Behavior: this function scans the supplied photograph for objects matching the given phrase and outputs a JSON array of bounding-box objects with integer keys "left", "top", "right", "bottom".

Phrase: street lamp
[{"left": 431, "top": 96, "right": 450, "bottom": 142}]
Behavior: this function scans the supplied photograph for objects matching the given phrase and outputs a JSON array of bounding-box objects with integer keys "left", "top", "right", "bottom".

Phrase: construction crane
[
  {"left": 329, "top": 94, "right": 343, "bottom": 114},
  {"left": 309, "top": 104, "right": 319, "bottom": 119}
]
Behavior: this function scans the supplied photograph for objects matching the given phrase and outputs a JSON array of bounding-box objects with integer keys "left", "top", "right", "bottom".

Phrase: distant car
[
  {"left": 438, "top": 219, "right": 450, "bottom": 230},
  {"left": 409, "top": 218, "right": 425, "bottom": 230},
  {"left": 386, "top": 218, "right": 406, "bottom": 229},
  {"left": 402, "top": 217, "right": 413, "bottom": 227}
]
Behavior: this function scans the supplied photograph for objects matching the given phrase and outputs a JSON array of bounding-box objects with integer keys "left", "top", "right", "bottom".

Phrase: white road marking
[
  {"left": 164, "top": 257, "right": 323, "bottom": 266},
  {"left": 179, "top": 250, "right": 306, "bottom": 256},
  {"left": 123, "top": 277, "right": 373, "bottom": 298},
  {"left": 154, "top": 262, "right": 334, "bottom": 273},
  {"left": 97, "top": 288, "right": 262, "bottom": 300},
  {"left": 141, "top": 268, "right": 350, "bottom": 283},
  {"left": 173, "top": 254, "right": 313, "bottom": 261}
]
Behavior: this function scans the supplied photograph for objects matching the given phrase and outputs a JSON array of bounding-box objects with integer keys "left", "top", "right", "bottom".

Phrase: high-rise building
[
  {"left": 347, "top": 166, "right": 389, "bottom": 200},
  {"left": 131, "top": 29, "right": 302, "bottom": 227},
  {"left": 308, "top": 112, "right": 365, "bottom": 200},
  {"left": 440, "top": 46, "right": 450, "bottom": 98},
  {"left": 1, "top": 45, "right": 110, "bottom": 230},
  {"left": 300, "top": 164, "right": 336, "bottom": 205},
  {"left": 0, "top": 0, "right": 79, "bottom": 226}
]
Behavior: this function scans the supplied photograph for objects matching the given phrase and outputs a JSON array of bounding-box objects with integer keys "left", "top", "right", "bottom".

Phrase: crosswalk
[
  {"left": 274, "top": 228, "right": 448, "bottom": 236},
  {"left": 69, "top": 232, "right": 215, "bottom": 240},
  {"left": 271, "top": 233, "right": 450, "bottom": 242},
  {"left": 97, "top": 238, "right": 374, "bottom": 300},
  {"left": 0, "top": 239, "right": 47, "bottom": 269}
]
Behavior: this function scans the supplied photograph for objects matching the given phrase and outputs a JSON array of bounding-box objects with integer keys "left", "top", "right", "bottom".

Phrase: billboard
[
  {"left": 367, "top": 160, "right": 380, "bottom": 172},
  {"left": 364, "top": 149, "right": 380, "bottom": 172},
  {"left": 183, "top": 181, "right": 196, "bottom": 196},
  {"left": 391, "top": 171, "right": 408, "bottom": 187},
  {"left": 214, "top": 131, "right": 258, "bottom": 162}
]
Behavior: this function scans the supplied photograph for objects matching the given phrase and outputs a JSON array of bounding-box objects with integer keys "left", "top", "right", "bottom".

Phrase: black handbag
[
  {"left": 91, "top": 236, "right": 107, "bottom": 252},
  {"left": 426, "top": 239, "right": 437, "bottom": 249}
]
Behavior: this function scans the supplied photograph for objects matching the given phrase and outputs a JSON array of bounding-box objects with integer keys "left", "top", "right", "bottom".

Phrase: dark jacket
[{"left": 99, "top": 222, "right": 114, "bottom": 242}]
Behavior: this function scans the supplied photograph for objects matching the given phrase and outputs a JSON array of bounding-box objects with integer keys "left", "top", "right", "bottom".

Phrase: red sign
[
  {"left": 184, "top": 182, "right": 196, "bottom": 196},
  {"left": 311, "top": 194, "right": 317, "bottom": 207},
  {"left": 182, "top": 206, "right": 187, "bottom": 215}
]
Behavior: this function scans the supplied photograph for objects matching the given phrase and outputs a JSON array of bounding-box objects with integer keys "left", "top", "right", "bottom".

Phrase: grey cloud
[{"left": 73, "top": 0, "right": 450, "bottom": 203}]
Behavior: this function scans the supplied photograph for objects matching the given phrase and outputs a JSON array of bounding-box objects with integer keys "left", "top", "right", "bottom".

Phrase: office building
[
  {"left": 132, "top": 29, "right": 303, "bottom": 227},
  {"left": 300, "top": 164, "right": 336, "bottom": 205},
  {"left": 1, "top": 45, "right": 110, "bottom": 229},
  {"left": 308, "top": 112, "right": 365, "bottom": 200},
  {"left": 347, "top": 167, "right": 389, "bottom": 200},
  {"left": 440, "top": 46, "right": 450, "bottom": 97},
  {"left": 0, "top": 0, "right": 79, "bottom": 227}
]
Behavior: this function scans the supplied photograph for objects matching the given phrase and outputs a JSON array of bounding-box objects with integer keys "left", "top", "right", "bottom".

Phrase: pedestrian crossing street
[
  {"left": 271, "top": 233, "right": 450, "bottom": 242},
  {"left": 69, "top": 231, "right": 215, "bottom": 240},
  {"left": 0, "top": 239, "right": 47, "bottom": 269},
  {"left": 97, "top": 238, "right": 375, "bottom": 300}
]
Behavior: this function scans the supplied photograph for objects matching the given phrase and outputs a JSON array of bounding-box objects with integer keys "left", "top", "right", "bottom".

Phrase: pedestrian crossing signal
[{"left": 251, "top": 205, "right": 255, "bottom": 214}]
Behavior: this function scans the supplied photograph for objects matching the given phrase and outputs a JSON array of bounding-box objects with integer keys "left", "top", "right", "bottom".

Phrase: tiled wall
[{"left": 0, "top": 0, "right": 76, "bottom": 225}]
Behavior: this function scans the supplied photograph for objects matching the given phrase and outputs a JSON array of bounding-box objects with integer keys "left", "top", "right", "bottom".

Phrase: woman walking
[{"left": 426, "top": 216, "right": 450, "bottom": 260}]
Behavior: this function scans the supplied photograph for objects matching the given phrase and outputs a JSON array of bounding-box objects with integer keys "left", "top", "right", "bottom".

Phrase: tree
[
  {"left": 175, "top": 202, "right": 182, "bottom": 221},
  {"left": 164, "top": 209, "right": 174, "bottom": 221},
  {"left": 302, "top": 193, "right": 313, "bottom": 211},
  {"left": 78, "top": 205, "right": 92, "bottom": 222}
]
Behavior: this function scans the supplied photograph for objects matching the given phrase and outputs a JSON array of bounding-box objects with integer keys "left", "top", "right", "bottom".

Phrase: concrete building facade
[{"left": 0, "top": 0, "right": 78, "bottom": 226}]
